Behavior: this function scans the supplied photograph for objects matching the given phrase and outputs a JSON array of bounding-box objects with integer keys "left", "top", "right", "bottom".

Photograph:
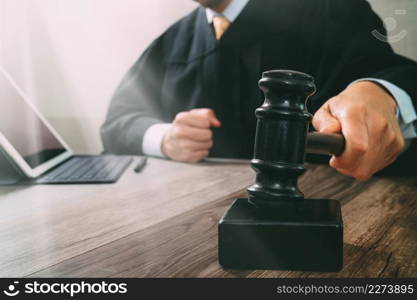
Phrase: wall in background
[
  {"left": 368, "top": 0, "right": 417, "bottom": 60},
  {"left": 0, "top": 0, "right": 416, "bottom": 154},
  {"left": 0, "top": 0, "right": 197, "bottom": 153}
]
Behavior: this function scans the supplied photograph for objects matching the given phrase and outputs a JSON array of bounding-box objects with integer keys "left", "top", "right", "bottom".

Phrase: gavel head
[{"left": 247, "top": 70, "right": 317, "bottom": 209}]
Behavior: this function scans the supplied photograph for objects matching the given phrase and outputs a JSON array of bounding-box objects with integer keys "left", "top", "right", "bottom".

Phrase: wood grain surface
[{"left": 0, "top": 158, "right": 416, "bottom": 278}]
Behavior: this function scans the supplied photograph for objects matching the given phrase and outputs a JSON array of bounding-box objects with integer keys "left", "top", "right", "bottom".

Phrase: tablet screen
[{"left": 0, "top": 72, "right": 66, "bottom": 169}]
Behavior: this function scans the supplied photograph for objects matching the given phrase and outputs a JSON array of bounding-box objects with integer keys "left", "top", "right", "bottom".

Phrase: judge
[{"left": 101, "top": 0, "right": 417, "bottom": 180}]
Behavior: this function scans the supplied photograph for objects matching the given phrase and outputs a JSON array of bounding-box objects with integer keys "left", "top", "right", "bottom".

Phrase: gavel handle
[{"left": 306, "top": 132, "right": 346, "bottom": 156}]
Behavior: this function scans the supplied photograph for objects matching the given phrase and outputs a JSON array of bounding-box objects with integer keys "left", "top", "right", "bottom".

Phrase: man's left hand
[{"left": 312, "top": 81, "right": 405, "bottom": 181}]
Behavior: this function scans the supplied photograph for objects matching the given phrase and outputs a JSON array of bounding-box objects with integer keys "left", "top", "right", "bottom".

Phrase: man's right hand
[{"left": 161, "top": 108, "right": 221, "bottom": 162}]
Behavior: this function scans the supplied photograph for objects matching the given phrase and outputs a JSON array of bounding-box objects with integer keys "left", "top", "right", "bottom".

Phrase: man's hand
[
  {"left": 162, "top": 108, "right": 221, "bottom": 162},
  {"left": 312, "top": 81, "right": 405, "bottom": 181}
]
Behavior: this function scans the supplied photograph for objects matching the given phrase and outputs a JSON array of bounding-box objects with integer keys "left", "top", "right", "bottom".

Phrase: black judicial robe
[{"left": 101, "top": 0, "right": 417, "bottom": 175}]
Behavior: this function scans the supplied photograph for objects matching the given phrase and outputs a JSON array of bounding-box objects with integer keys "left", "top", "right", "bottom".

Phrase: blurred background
[{"left": 0, "top": 0, "right": 416, "bottom": 154}]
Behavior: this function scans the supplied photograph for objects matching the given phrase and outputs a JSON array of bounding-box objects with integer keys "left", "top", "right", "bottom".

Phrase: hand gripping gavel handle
[{"left": 306, "top": 132, "right": 346, "bottom": 156}]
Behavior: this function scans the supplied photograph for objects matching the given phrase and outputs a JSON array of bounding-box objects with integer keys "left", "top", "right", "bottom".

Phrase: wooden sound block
[{"left": 218, "top": 198, "right": 343, "bottom": 272}]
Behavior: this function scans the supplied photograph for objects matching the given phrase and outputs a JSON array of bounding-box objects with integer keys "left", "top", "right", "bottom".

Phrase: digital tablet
[{"left": 0, "top": 67, "right": 72, "bottom": 178}]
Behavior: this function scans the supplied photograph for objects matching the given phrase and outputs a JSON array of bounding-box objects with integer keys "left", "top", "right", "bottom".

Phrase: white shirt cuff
[{"left": 142, "top": 123, "right": 171, "bottom": 157}]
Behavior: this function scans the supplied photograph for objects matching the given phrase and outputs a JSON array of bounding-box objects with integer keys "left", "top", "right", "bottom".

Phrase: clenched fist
[
  {"left": 313, "top": 81, "right": 405, "bottom": 181},
  {"left": 162, "top": 108, "right": 221, "bottom": 162}
]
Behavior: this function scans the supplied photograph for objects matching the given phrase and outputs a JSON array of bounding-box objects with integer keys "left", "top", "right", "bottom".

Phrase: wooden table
[{"left": 0, "top": 158, "right": 416, "bottom": 278}]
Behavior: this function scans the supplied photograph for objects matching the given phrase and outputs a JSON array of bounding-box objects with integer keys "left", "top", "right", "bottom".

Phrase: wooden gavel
[
  {"left": 218, "top": 70, "right": 344, "bottom": 271},
  {"left": 247, "top": 69, "right": 345, "bottom": 208}
]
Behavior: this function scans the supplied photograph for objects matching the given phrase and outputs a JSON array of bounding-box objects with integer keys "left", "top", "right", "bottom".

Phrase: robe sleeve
[
  {"left": 312, "top": 0, "right": 417, "bottom": 175},
  {"left": 100, "top": 38, "right": 167, "bottom": 155},
  {"left": 349, "top": 1, "right": 417, "bottom": 175},
  {"left": 346, "top": 0, "right": 417, "bottom": 108}
]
